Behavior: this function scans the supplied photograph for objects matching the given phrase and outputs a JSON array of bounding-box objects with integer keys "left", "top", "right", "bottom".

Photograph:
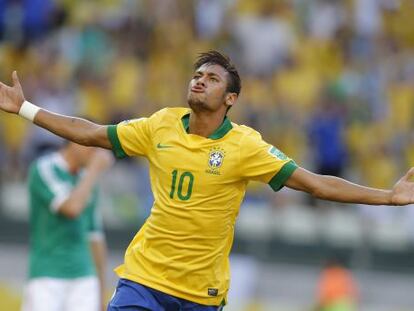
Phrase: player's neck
[
  {"left": 60, "top": 149, "right": 80, "bottom": 174},
  {"left": 188, "top": 111, "right": 226, "bottom": 138}
]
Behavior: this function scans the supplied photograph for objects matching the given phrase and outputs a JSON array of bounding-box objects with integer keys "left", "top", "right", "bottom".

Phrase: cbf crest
[{"left": 206, "top": 146, "right": 226, "bottom": 175}]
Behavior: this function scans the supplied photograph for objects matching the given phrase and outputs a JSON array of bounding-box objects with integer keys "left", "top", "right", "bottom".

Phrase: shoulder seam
[{"left": 37, "top": 157, "right": 71, "bottom": 212}]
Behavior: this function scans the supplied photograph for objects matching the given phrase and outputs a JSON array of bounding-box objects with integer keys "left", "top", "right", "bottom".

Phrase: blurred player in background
[
  {"left": 314, "top": 257, "right": 358, "bottom": 311},
  {"left": 21, "top": 142, "right": 113, "bottom": 311},
  {"left": 1, "top": 51, "right": 414, "bottom": 310}
]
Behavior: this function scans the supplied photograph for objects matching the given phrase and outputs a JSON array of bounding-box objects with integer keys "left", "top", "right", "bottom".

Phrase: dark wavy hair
[{"left": 194, "top": 50, "right": 241, "bottom": 96}]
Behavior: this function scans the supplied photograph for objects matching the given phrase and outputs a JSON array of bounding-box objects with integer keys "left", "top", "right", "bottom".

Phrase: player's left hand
[{"left": 390, "top": 168, "right": 414, "bottom": 205}]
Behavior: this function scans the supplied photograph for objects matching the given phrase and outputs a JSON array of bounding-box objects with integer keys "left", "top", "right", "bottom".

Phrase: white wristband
[{"left": 18, "top": 100, "right": 40, "bottom": 122}]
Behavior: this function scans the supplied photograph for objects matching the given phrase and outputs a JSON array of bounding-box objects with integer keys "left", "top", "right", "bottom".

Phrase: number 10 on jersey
[{"left": 169, "top": 170, "right": 194, "bottom": 201}]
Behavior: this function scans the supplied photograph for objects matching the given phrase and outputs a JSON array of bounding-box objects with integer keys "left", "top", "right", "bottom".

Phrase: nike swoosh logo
[{"left": 156, "top": 143, "right": 173, "bottom": 149}]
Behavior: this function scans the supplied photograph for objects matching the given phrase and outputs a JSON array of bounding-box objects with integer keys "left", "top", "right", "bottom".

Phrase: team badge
[
  {"left": 206, "top": 147, "right": 225, "bottom": 175},
  {"left": 209, "top": 150, "right": 224, "bottom": 168}
]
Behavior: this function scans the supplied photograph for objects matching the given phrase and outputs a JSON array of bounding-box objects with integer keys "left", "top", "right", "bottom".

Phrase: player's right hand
[
  {"left": 0, "top": 71, "right": 25, "bottom": 114},
  {"left": 87, "top": 149, "right": 115, "bottom": 173}
]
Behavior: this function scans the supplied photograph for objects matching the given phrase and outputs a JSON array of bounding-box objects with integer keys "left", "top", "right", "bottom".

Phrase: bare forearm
[
  {"left": 60, "top": 169, "right": 100, "bottom": 218},
  {"left": 312, "top": 175, "right": 392, "bottom": 205},
  {"left": 34, "top": 109, "right": 111, "bottom": 149},
  {"left": 286, "top": 168, "right": 394, "bottom": 205},
  {"left": 59, "top": 150, "right": 113, "bottom": 218}
]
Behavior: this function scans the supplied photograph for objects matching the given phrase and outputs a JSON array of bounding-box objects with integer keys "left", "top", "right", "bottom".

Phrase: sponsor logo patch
[
  {"left": 268, "top": 146, "right": 287, "bottom": 160},
  {"left": 208, "top": 288, "right": 218, "bottom": 297},
  {"left": 156, "top": 143, "right": 173, "bottom": 149}
]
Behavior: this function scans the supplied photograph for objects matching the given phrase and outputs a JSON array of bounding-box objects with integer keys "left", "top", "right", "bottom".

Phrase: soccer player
[
  {"left": 1, "top": 51, "right": 414, "bottom": 310},
  {"left": 315, "top": 257, "right": 358, "bottom": 311},
  {"left": 21, "top": 142, "right": 113, "bottom": 311}
]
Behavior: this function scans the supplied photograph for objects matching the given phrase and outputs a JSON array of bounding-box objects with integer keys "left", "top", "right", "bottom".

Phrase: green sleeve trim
[
  {"left": 107, "top": 125, "right": 127, "bottom": 159},
  {"left": 268, "top": 160, "right": 298, "bottom": 192}
]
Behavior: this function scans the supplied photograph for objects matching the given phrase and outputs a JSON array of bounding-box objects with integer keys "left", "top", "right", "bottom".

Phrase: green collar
[{"left": 181, "top": 113, "right": 233, "bottom": 140}]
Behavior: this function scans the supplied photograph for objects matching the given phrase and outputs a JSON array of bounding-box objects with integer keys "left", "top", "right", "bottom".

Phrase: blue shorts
[{"left": 107, "top": 279, "right": 224, "bottom": 311}]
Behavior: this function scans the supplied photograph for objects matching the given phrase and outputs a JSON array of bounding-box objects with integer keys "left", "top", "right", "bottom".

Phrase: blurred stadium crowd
[{"left": 0, "top": 0, "right": 414, "bottom": 191}]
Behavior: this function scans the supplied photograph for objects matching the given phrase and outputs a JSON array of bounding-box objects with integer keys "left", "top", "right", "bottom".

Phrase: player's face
[
  {"left": 187, "top": 64, "right": 230, "bottom": 113},
  {"left": 74, "top": 144, "right": 96, "bottom": 167}
]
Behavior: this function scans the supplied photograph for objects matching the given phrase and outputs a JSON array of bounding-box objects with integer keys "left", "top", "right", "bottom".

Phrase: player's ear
[{"left": 225, "top": 93, "right": 237, "bottom": 109}]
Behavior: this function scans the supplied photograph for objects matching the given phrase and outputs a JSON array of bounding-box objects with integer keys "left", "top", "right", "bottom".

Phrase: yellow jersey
[{"left": 107, "top": 107, "right": 297, "bottom": 306}]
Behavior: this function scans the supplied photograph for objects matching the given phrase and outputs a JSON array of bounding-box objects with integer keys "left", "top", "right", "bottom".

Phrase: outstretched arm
[
  {"left": 0, "top": 71, "right": 111, "bottom": 149},
  {"left": 285, "top": 167, "right": 414, "bottom": 206}
]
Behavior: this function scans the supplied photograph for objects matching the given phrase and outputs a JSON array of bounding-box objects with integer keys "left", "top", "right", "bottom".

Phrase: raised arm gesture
[
  {"left": 0, "top": 71, "right": 25, "bottom": 114},
  {"left": 390, "top": 168, "right": 414, "bottom": 205},
  {"left": 0, "top": 71, "right": 112, "bottom": 149},
  {"left": 285, "top": 166, "right": 414, "bottom": 206}
]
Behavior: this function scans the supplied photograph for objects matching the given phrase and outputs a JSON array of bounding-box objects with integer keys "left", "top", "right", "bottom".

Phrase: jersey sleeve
[
  {"left": 30, "top": 160, "right": 72, "bottom": 213},
  {"left": 240, "top": 131, "right": 298, "bottom": 191},
  {"left": 85, "top": 188, "right": 104, "bottom": 240},
  {"left": 107, "top": 116, "right": 152, "bottom": 158}
]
